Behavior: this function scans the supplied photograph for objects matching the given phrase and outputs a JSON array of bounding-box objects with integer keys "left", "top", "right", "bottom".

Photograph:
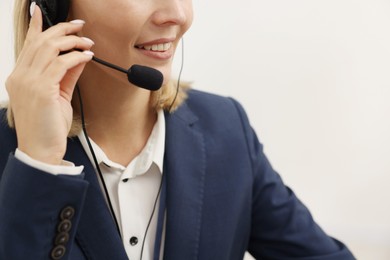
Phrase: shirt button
[{"left": 129, "top": 236, "right": 138, "bottom": 246}]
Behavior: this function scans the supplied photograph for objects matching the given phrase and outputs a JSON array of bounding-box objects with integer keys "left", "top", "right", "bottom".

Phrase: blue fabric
[{"left": 0, "top": 90, "right": 355, "bottom": 259}]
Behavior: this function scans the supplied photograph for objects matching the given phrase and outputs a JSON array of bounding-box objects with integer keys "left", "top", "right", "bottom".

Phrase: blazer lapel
[
  {"left": 162, "top": 104, "right": 206, "bottom": 259},
  {"left": 65, "top": 138, "right": 128, "bottom": 260}
]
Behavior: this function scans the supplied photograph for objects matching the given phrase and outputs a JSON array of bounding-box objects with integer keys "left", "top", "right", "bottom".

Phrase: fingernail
[
  {"left": 70, "top": 19, "right": 86, "bottom": 25},
  {"left": 81, "top": 37, "right": 95, "bottom": 45},
  {"left": 83, "top": 50, "right": 94, "bottom": 56},
  {"left": 29, "top": 1, "right": 36, "bottom": 17}
]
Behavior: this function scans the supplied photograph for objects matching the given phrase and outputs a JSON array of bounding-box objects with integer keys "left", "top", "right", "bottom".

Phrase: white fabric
[
  {"left": 77, "top": 109, "right": 165, "bottom": 260},
  {"left": 15, "top": 149, "right": 83, "bottom": 175}
]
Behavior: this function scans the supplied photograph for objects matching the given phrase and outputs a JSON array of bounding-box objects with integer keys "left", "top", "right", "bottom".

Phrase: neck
[{"left": 74, "top": 63, "right": 157, "bottom": 166}]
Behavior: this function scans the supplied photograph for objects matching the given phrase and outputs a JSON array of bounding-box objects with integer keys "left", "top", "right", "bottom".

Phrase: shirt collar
[{"left": 77, "top": 109, "right": 165, "bottom": 177}]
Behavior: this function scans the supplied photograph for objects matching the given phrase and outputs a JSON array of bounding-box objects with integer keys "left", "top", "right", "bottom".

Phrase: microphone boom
[{"left": 91, "top": 56, "right": 163, "bottom": 91}]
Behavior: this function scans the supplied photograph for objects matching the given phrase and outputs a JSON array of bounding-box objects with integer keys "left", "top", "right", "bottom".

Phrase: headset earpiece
[{"left": 32, "top": 0, "right": 70, "bottom": 29}]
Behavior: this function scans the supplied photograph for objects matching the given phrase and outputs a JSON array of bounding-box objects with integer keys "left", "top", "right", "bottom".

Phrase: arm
[
  {"left": 0, "top": 5, "right": 92, "bottom": 258},
  {"left": 0, "top": 154, "right": 89, "bottom": 259},
  {"left": 230, "top": 98, "right": 355, "bottom": 260}
]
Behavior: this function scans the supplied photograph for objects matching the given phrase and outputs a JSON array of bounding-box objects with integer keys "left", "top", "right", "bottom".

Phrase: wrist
[{"left": 17, "top": 146, "right": 64, "bottom": 166}]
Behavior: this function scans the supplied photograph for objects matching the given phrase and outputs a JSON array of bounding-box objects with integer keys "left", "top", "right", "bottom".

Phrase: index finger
[
  {"left": 15, "top": 2, "right": 43, "bottom": 67},
  {"left": 25, "top": 2, "right": 43, "bottom": 42}
]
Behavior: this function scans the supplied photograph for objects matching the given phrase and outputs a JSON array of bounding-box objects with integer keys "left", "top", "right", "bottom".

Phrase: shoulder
[
  {"left": 172, "top": 89, "right": 257, "bottom": 156},
  {"left": 0, "top": 108, "right": 16, "bottom": 139},
  {"left": 183, "top": 89, "right": 251, "bottom": 130},
  {"left": 0, "top": 108, "right": 15, "bottom": 139},
  {"left": 0, "top": 108, "right": 17, "bottom": 171},
  {"left": 179, "top": 89, "right": 262, "bottom": 163},
  {"left": 185, "top": 89, "right": 243, "bottom": 114}
]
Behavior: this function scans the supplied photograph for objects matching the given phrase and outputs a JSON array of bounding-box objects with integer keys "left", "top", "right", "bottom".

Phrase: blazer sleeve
[
  {"left": 0, "top": 154, "right": 89, "bottom": 260},
  {"left": 229, "top": 98, "right": 355, "bottom": 260}
]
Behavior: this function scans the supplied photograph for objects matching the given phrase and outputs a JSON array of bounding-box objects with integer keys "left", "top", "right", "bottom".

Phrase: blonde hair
[{"left": 6, "top": 0, "right": 189, "bottom": 135}]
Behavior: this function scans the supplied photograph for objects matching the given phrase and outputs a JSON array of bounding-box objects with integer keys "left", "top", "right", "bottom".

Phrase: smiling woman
[{"left": 0, "top": 0, "right": 358, "bottom": 260}]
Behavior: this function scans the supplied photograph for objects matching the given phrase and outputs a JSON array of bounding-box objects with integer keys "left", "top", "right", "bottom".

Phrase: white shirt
[{"left": 15, "top": 109, "right": 166, "bottom": 260}]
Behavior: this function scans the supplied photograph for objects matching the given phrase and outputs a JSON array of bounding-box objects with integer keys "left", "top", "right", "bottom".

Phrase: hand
[{"left": 6, "top": 5, "right": 94, "bottom": 165}]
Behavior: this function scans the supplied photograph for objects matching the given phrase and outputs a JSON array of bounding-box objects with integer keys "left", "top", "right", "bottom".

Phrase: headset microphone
[
  {"left": 91, "top": 56, "right": 163, "bottom": 91},
  {"left": 33, "top": 0, "right": 164, "bottom": 91}
]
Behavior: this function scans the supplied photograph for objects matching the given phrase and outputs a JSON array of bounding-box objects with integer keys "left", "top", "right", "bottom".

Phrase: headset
[
  {"left": 33, "top": 0, "right": 70, "bottom": 29},
  {"left": 31, "top": 0, "right": 164, "bottom": 91}
]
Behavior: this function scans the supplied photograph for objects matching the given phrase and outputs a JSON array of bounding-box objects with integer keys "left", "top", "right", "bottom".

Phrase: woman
[{"left": 0, "top": 0, "right": 355, "bottom": 259}]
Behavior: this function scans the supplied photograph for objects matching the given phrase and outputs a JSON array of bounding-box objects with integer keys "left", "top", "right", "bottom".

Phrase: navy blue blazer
[{"left": 0, "top": 90, "right": 354, "bottom": 259}]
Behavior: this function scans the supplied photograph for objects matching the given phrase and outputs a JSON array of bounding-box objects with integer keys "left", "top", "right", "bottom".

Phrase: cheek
[
  {"left": 71, "top": 2, "right": 144, "bottom": 43},
  {"left": 183, "top": 2, "right": 194, "bottom": 34}
]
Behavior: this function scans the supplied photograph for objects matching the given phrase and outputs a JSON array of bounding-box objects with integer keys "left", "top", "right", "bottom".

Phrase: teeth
[{"left": 138, "top": 42, "right": 172, "bottom": 52}]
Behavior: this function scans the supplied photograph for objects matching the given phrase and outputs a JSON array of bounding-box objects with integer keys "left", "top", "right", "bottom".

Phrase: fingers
[
  {"left": 26, "top": 4, "right": 85, "bottom": 45},
  {"left": 42, "top": 50, "right": 94, "bottom": 99},
  {"left": 8, "top": 50, "right": 93, "bottom": 110},
  {"left": 31, "top": 35, "right": 95, "bottom": 73},
  {"left": 42, "top": 20, "right": 87, "bottom": 40},
  {"left": 59, "top": 63, "right": 88, "bottom": 102},
  {"left": 9, "top": 10, "right": 95, "bottom": 105},
  {"left": 44, "top": 50, "right": 94, "bottom": 84},
  {"left": 9, "top": 2, "right": 95, "bottom": 105},
  {"left": 19, "top": 21, "right": 88, "bottom": 70}
]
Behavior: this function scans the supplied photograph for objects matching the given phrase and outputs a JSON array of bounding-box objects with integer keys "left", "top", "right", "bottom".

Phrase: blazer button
[
  {"left": 57, "top": 219, "right": 72, "bottom": 233},
  {"left": 51, "top": 245, "right": 66, "bottom": 260},
  {"left": 60, "top": 206, "right": 75, "bottom": 220},
  {"left": 55, "top": 232, "right": 69, "bottom": 245}
]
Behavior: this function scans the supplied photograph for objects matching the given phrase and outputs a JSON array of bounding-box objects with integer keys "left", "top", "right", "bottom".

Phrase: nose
[{"left": 152, "top": 0, "right": 191, "bottom": 26}]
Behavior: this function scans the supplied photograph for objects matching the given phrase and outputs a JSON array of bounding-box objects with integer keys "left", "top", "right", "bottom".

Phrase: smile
[{"left": 136, "top": 42, "right": 172, "bottom": 52}]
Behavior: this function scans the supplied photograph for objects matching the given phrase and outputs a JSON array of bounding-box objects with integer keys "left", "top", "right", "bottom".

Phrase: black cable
[
  {"left": 139, "top": 37, "right": 184, "bottom": 257},
  {"left": 76, "top": 85, "right": 122, "bottom": 237},
  {"left": 168, "top": 38, "right": 185, "bottom": 112},
  {"left": 139, "top": 168, "right": 164, "bottom": 260},
  {"left": 40, "top": 1, "right": 120, "bottom": 238},
  {"left": 40, "top": 6, "right": 53, "bottom": 28}
]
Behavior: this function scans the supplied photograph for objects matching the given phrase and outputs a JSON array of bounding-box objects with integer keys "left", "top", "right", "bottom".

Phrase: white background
[{"left": 1, "top": 1, "right": 390, "bottom": 259}]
